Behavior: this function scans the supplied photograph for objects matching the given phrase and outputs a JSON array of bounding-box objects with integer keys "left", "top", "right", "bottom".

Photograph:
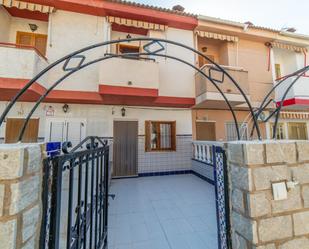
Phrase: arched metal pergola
[{"left": 1, "top": 37, "right": 307, "bottom": 141}]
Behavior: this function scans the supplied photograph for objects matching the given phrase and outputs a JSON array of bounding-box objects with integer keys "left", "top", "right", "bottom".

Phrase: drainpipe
[
  {"left": 194, "top": 31, "right": 199, "bottom": 67},
  {"left": 236, "top": 41, "right": 239, "bottom": 67},
  {"left": 267, "top": 46, "right": 271, "bottom": 72},
  {"left": 304, "top": 51, "right": 308, "bottom": 76},
  {"left": 47, "top": 13, "right": 53, "bottom": 48}
]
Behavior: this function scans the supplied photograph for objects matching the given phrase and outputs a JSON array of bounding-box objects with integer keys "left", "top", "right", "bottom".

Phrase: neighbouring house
[{"left": 193, "top": 15, "right": 309, "bottom": 141}]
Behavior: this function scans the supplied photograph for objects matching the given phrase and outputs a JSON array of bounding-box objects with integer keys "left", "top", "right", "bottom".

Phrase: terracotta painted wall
[
  {"left": 229, "top": 39, "right": 274, "bottom": 103},
  {"left": 192, "top": 109, "right": 267, "bottom": 141},
  {"left": 197, "top": 37, "right": 227, "bottom": 64},
  {"left": 0, "top": 7, "right": 11, "bottom": 42},
  {"left": 196, "top": 36, "right": 274, "bottom": 103}
]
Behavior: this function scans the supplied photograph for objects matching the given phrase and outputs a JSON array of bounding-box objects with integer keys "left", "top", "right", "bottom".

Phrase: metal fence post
[{"left": 49, "top": 158, "right": 63, "bottom": 249}]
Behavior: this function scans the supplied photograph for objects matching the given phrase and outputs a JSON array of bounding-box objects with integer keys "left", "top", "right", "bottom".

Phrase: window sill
[{"left": 145, "top": 149, "right": 176, "bottom": 153}]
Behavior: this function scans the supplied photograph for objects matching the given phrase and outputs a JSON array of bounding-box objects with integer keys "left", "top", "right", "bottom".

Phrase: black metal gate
[{"left": 40, "top": 136, "right": 110, "bottom": 249}]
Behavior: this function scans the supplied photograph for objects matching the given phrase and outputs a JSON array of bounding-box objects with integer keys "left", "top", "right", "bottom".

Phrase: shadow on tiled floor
[{"left": 108, "top": 174, "right": 218, "bottom": 249}]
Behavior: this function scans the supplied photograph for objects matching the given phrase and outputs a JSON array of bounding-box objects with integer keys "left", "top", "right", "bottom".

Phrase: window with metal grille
[
  {"left": 270, "top": 123, "right": 286, "bottom": 139},
  {"left": 225, "top": 122, "right": 248, "bottom": 141},
  {"left": 275, "top": 63, "right": 282, "bottom": 79},
  {"left": 145, "top": 121, "right": 176, "bottom": 151},
  {"left": 288, "top": 122, "right": 308, "bottom": 140}
]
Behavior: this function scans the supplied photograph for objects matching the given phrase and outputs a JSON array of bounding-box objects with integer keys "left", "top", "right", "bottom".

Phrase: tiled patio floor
[{"left": 108, "top": 174, "right": 218, "bottom": 249}]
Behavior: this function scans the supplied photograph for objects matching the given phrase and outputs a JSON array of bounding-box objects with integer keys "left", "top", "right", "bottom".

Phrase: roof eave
[
  {"left": 279, "top": 31, "right": 309, "bottom": 41},
  {"left": 198, "top": 15, "right": 245, "bottom": 28}
]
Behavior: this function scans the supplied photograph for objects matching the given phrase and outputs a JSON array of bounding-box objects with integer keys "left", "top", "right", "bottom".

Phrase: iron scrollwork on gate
[
  {"left": 40, "top": 136, "right": 110, "bottom": 249},
  {"left": 213, "top": 146, "right": 232, "bottom": 249}
]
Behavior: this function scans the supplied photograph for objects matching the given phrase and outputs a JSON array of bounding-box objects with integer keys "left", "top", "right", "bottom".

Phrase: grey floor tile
[{"left": 108, "top": 175, "right": 218, "bottom": 249}]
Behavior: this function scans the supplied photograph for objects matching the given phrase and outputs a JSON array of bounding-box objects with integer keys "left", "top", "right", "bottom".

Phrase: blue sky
[{"left": 133, "top": 0, "right": 309, "bottom": 35}]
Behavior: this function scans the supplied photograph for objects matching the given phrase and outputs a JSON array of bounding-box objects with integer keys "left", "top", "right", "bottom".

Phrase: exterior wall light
[
  {"left": 121, "top": 107, "right": 126, "bottom": 117},
  {"left": 62, "top": 104, "right": 69, "bottom": 113},
  {"left": 29, "top": 23, "right": 38, "bottom": 32}
]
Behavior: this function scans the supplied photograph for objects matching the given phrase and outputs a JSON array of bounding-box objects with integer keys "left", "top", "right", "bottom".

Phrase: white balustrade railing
[{"left": 192, "top": 141, "right": 223, "bottom": 164}]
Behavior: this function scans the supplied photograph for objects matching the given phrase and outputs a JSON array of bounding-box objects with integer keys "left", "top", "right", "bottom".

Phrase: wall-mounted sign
[{"left": 46, "top": 106, "right": 55, "bottom": 116}]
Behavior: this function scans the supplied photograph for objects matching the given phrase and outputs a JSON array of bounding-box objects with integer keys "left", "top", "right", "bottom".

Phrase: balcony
[
  {"left": 0, "top": 43, "right": 49, "bottom": 101},
  {"left": 99, "top": 57, "right": 160, "bottom": 98},
  {"left": 275, "top": 75, "right": 309, "bottom": 108},
  {"left": 195, "top": 64, "right": 250, "bottom": 108}
]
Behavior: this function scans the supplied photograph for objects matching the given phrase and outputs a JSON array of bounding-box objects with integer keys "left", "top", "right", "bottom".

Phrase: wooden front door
[
  {"left": 16, "top": 31, "right": 48, "bottom": 56},
  {"left": 196, "top": 121, "right": 216, "bottom": 141},
  {"left": 113, "top": 121, "right": 138, "bottom": 177},
  {"left": 5, "top": 118, "right": 39, "bottom": 143}
]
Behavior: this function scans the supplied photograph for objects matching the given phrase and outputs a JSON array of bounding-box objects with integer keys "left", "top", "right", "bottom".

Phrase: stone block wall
[
  {"left": 0, "top": 144, "right": 44, "bottom": 249},
  {"left": 227, "top": 141, "right": 309, "bottom": 249}
]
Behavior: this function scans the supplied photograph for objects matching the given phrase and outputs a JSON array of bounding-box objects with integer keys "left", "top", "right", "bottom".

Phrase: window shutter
[
  {"left": 171, "top": 121, "right": 176, "bottom": 151},
  {"left": 34, "top": 35, "right": 47, "bottom": 56},
  {"left": 17, "top": 32, "right": 33, "bottom": 46},
  {"left": 16, "top": 32, "right": 47, "bottom": 56},
  {"left": 145, "top": 121, "right": 151, "bottom": 152}
]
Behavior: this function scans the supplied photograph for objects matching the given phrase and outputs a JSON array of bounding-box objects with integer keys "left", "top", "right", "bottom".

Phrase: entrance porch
[{"left": 108, "top": 174, "right": 218, "bottom": 249}]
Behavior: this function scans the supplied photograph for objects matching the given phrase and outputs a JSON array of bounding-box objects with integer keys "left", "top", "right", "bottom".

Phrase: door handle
[{"left": 108, "top": 194, "right": 116, "bottom": 200}]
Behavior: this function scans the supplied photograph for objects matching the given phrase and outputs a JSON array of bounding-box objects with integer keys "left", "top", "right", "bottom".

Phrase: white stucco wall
[
  {"left": 273, "top": 48, "right": 308, "bottom": 101},
  {"left": 0, "top": 6, "right": 11, "bottom": 42},
  {"left": 8, "top": 16, "right": 48, "bottom": 43},
  {"left": 273, "top": 48, "right": 304, "bottom": 76},
  {"left": 1, "top": 10, "right": 196, "bottom": 99},
  {"left": 149, "top": 28, "right": 195, "bottom": 98},
  {"left": 0, "top": 102, "right": 192, "bottom": 139},
  {"left": 276, "top": 75, "right": 309, "bottom": 101},
  {"left": 0, "top": 8, "right": 48, "bottom": 43},
  {"left": 0, "top": 46, "right": 48, "bottom": 85},
  {"left": 110, "top": 28, "right": 195, "bottom": 98},
  {"left": 46, "top": 10, "right": 106, "bottom": 91},
  {"left": 0, "top": 10, "right": 49, "bottom": 85},
  {"left": 99, "top": 57, "right": 159, "bottom": 89}
]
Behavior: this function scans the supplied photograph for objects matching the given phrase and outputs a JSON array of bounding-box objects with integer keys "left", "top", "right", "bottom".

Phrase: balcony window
[
  {"left": 117, "top": 44, "right": 140, "bottom": 58},
  {"left": 225, "top": 122, "right": 248, "bottom": 141},
  {"left": 16, "top": 31, "right": 47, "bottom": 56},
  {"left": 199, "top": 54, "right": 216, "bottom": 68},
  {"left": 288, "top": 122, "right": 308, "bottom": 140},
  {"left": 270, "top": 123, "right": 286, "bottom": 139},
  {"left": 197, "top": 37, "right": 229, "bottom": 68},
  {"left": 275, "top": 63, "right": 282, "bottom": 79},
  {"left": 145, "top": 121, "right": 176, "bottom": 152}
]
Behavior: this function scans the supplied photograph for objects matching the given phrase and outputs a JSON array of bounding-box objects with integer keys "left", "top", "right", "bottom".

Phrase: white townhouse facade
[
  {"left": 0, "top": 0, "right": 199, "bottom": 177},
  {"left": 1, "top": 0, "right": 309, "bottom": 177}
]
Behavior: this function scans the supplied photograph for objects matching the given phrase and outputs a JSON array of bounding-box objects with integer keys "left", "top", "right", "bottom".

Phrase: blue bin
[{"left": 46, "top": 142, "right": 61, "bottom": 157}]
